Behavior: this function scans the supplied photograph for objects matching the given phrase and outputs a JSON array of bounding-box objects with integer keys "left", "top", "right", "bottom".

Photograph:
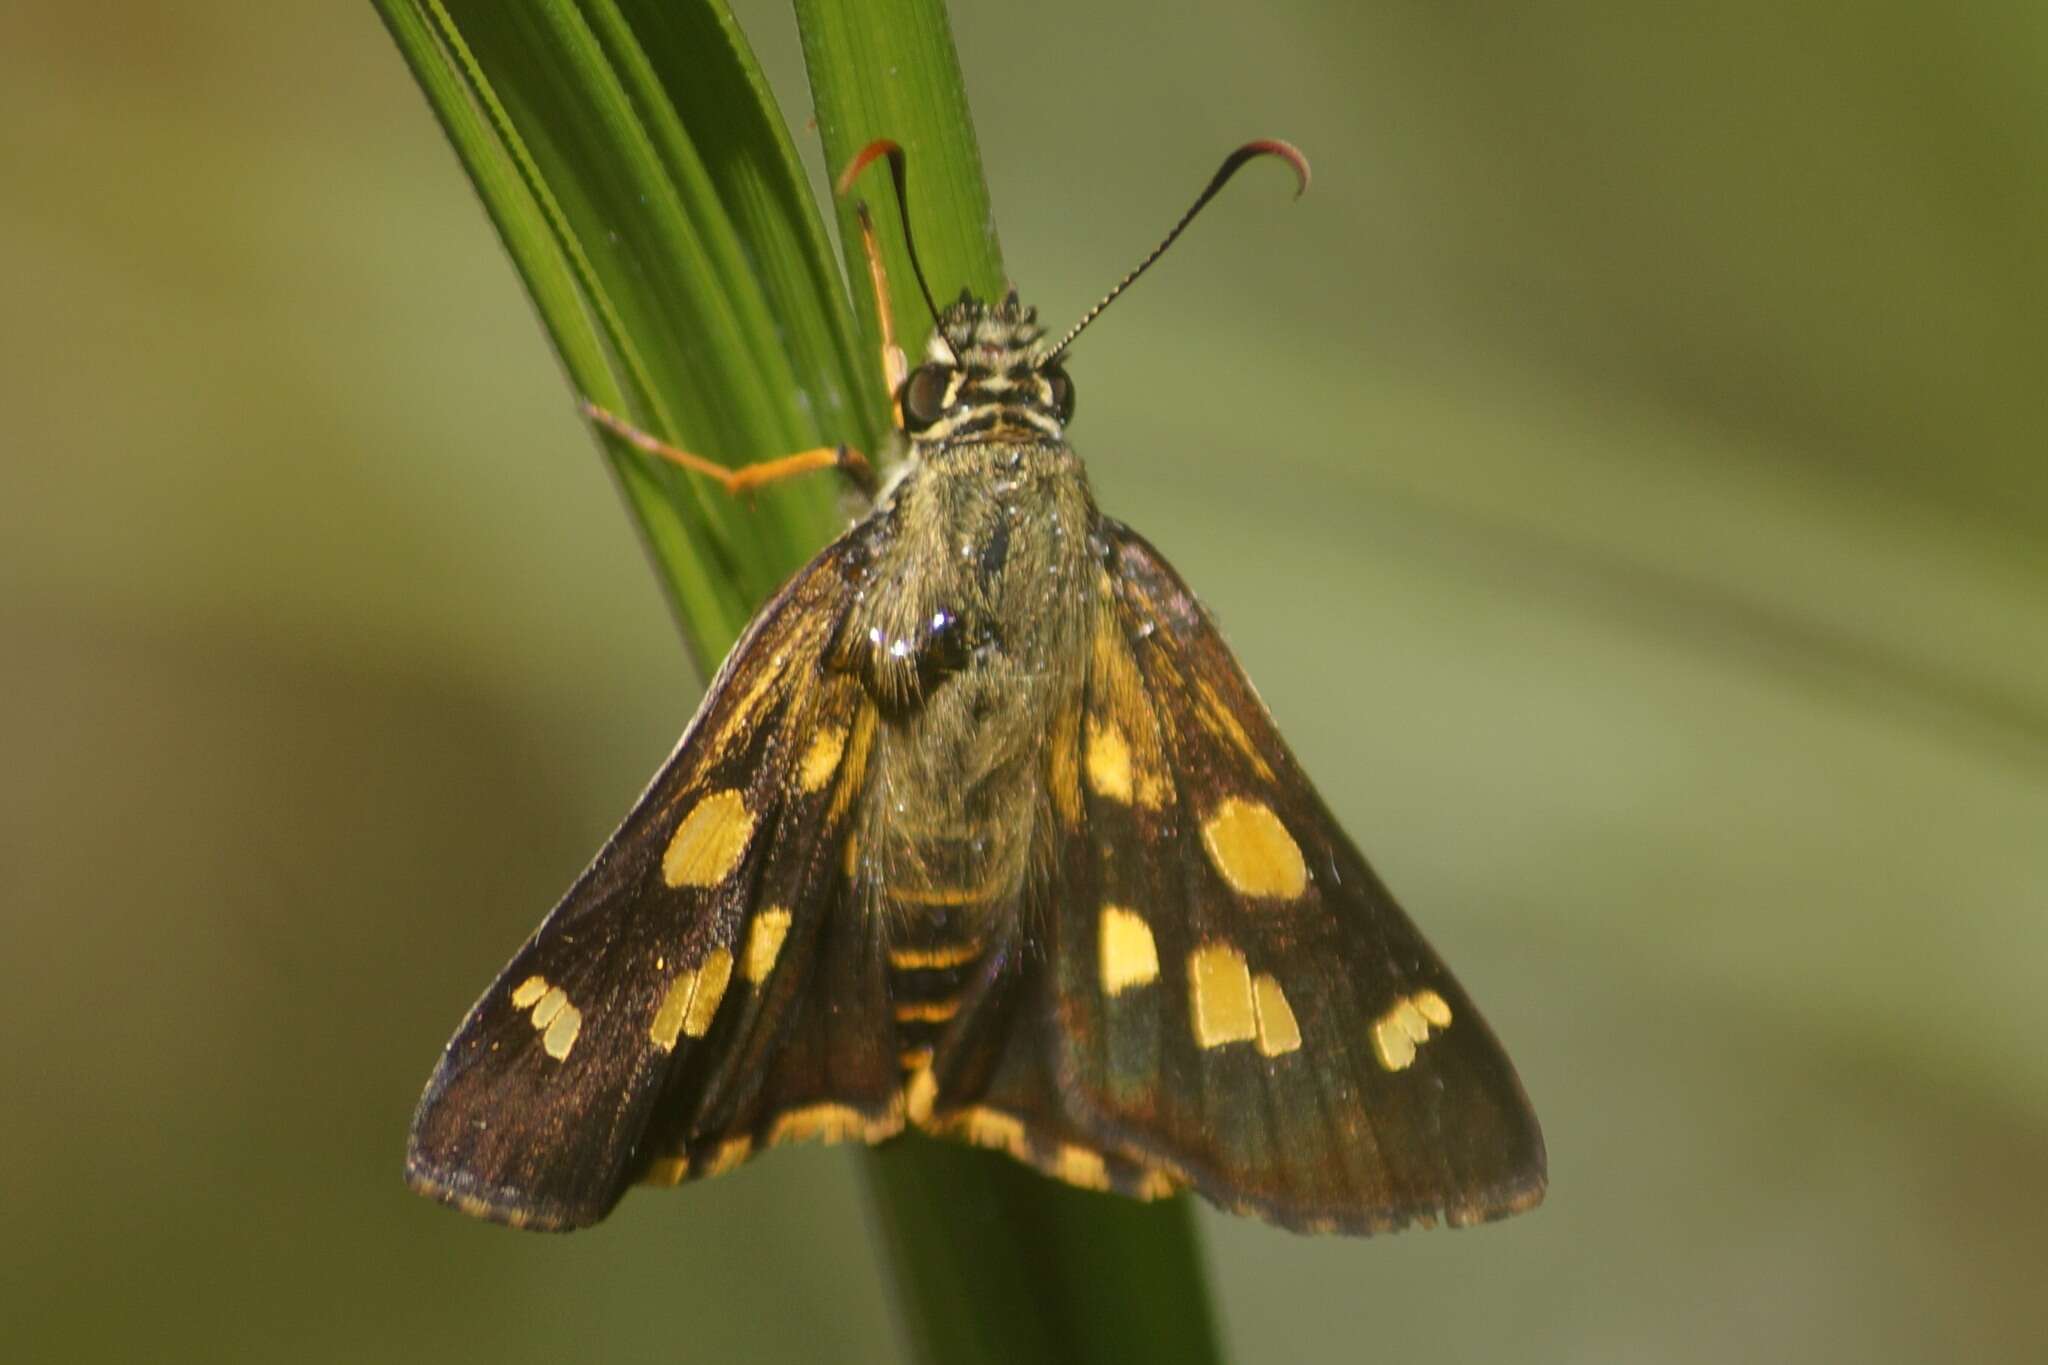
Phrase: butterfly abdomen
[
  {"left": 885, "top": 914, "right": 986, "bottom": 1071},
  {"left": 865, "top": 761, "right": 1032, "bottom": 1065}
]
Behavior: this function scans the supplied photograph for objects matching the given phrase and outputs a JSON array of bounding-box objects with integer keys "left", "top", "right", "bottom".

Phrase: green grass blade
[
  {"left": 794, "top": 4, "right": 1224, "bottom": 1362},
  {"left": 607, "top": 0, "right": 880, "bottom": 457},
  {"left": 795, "top": 0, "right": 1002, "bottom": 361}
]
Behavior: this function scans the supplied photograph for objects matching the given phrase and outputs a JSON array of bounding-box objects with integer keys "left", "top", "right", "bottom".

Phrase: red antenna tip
[
  {"left": 836, "top": 139, "right": 902, "bottom": 198},
  {"left": 1235, "top": 139, "right": 1311, "bottom": 199}
]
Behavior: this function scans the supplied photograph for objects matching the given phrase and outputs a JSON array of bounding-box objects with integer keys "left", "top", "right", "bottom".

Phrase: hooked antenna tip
[
  {"left": 1235, "top": 138, "right": 1311, "bottom": 198},
  {"left": 1046, "top": 136, "right": 1310, "bottom": 359},
  {"left": 836, "top": 139, "right": 903, "bottom": 198}
]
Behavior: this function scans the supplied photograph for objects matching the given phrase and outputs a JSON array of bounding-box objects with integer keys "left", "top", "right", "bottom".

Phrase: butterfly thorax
[{"left": 842, "top": 293, "right": 1100, "bottom": 1056}]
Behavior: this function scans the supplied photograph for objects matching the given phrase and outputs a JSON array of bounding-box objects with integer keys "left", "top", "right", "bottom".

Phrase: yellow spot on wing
[
  {"left": 933, "top": 1107, "right": 1028, "bottom": 1160},
  {"left": 643, "top": 1155, "right": 689, "bottom": 1187},
  {"left": 1200, "top": 797, "right": 1308, "bottom": 900},
  {"left": 1372, "top": 990, "right": 1454, "bottom": 1071},
  {"left": 1188, "top": 942, "right": 1257, "bottom": 1048},
  {"left": 1196, "top": 678, "right": 1275, "bottom": 781},
  {"left": 702, "top": 1136, "right": 752, "bottom": 1177},
  {"left": 648, "top": 947, "right": 735, "bottom": 1051},
  {"left": 725, "top": 652, "right": 786, "bottom": 737},
  {"left": 768, "top": 1104, "right": 872, "bottom": 1146},
  {"left": 1134, "top": 1169, "right": 1179, "bottom": 1201},
  {"left": 1089, "top": 612, "right": 1145, "bottom": 710},
  {"left": 683, "top": 948, "right": 733, "bottom": 1037},
  {"left": 511, "top": 980, "right": 581, "bottom": 1061},
  {"left": 651, "top": 976, "right": 691, "bottom": 1051},
  {"left": 1373, "top": 1019, "right": 1416, "bottom": 1071},
  {"left": 662, "top": 788, "right": 755, "bottom": 888},
  {"left": 1087, "top": 620, "right": 1174, "bottom": 809},
  {"left": 1048, "top": 700, "right": 1083, "bottom": 826},
  {"left": 1085, "top": 718, "right": 1132, "bottom": 802},
  {"left": 743, "top": 908, "right": 792, "bottom": 983},
  {"left": 798, "top": 725, "right": 847, "bottom": 793},
  {"left": 827, "top": 707, "right": 877, "bottom": 821},
  {"left": 1054, "top": 1144, "right": 1111, "bottom": 1191},
  {"left": 1413, "top": 988, "right": 1453, "bottom": 1027},
  {"left": 1251, "top": 973, "right": 1301, "bottom": 1057},
  {"left": 530, "top": 986, "right": 568, "bottom": 1031},
  {"left": 905, "top": 1067, "right": 939, "bottom": 1126},
  {"left": 541, "top": 1001, "right": 583, "bottom": 1060},
  {"left": 1098, "top": 905, "right": 1160, "bottom": 996}
]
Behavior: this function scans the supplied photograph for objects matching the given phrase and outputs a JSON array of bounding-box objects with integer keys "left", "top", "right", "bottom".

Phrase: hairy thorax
[{"left": 845, "top": 440, "right": 1099, "bottom": 945}]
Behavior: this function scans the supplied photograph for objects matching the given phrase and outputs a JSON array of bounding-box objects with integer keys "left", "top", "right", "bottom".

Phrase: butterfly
[{"left": 404, "top": 139, "right": 1545, "bottom": 1235}]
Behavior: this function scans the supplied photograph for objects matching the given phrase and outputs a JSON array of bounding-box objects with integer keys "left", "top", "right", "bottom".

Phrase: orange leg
[
  {"left": 584, "top": 193, "right": 909, "bottom": 502},
  {"left": 579, "top": 402, "right": 874, "bottom": 498},
  {"left": 855, "top": 201, "right": 909, "bottom": 422}
]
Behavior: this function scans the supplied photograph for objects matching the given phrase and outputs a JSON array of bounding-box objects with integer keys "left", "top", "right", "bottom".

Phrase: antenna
[
  {"left": 837, "top": 140, "right": 951, "bottom": 358},
  {"left": 1049, "top": 139, "right": 1309, "bottom": 360}
]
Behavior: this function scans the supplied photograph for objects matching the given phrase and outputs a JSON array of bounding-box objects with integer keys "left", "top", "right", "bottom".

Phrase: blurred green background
[{"left": 5, "top": 2, "right": 2044, "bottom": 1361}]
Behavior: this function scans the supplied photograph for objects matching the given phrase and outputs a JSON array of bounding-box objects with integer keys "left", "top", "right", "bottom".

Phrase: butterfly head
[
  {"left": 898, "top": 288, "right": 1075, "bottom": 445},
  {"left": 850, "top": 137, "right": 1307, "bottom": 449}
]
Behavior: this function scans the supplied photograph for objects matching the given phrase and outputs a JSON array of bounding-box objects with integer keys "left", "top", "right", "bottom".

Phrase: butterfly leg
[
  {"left": 578, "top": 401, "right": 877, "bottom": 499},
  {"left": 853, "top": 201, "right": 910, "bottom": 422}
]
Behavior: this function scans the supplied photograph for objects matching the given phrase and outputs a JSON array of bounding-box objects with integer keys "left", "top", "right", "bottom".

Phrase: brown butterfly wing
[
  {"left": 404, "top": 535, "right": 895, "bottom": 1229},
  {"left": 1046, "top": 519, "right": 1546, "bottom": 1234}
]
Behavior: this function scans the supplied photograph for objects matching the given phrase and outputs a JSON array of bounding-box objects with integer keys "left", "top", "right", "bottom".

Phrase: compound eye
[
  {"left": 1045, "top": 368, "right": 1076, "bottom": 422},
  {"left": 901, "top": 364, "right": 952, "bottom": 431}
]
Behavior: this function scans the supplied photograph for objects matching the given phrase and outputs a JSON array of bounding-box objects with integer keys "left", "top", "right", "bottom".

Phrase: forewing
[
  {"left": 1050, "top": 520, "right": 1546, "bottom": 1234},
  {"left": 632, "top": 707, "right": 906, "bottom": 1185},
  {"left": 405, "top": 536, "right": 883, "bottom": 1230}
]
